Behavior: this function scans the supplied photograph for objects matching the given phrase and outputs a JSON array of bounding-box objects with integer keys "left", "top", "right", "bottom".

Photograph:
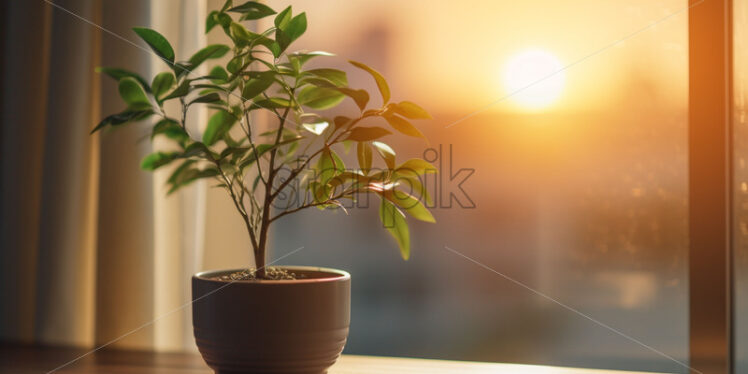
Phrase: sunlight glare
[{"left": 503, "top": 49, "right": 565, "bottom": 110}]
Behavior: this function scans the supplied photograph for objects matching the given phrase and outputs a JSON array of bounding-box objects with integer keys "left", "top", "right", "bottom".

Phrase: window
[{"left": 271, "top": 1, "right": 691, "bottom": 372}]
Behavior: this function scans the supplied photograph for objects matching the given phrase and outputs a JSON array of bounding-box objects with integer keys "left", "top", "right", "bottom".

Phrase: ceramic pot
[{"left": 192, "top": 266, "right": 351, "bottom": 374}]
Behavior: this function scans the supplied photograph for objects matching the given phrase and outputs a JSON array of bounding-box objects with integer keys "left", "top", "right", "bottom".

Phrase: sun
[{"left": 503, "top": 49, "right": 565, "bottom": 110}]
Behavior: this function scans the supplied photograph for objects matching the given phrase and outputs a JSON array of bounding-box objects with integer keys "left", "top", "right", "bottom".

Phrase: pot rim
[{"left": 193, "top": 265, "right": 350, "bottom": 284}]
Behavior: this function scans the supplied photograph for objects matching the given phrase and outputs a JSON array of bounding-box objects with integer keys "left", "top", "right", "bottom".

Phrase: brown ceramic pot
[{"left": 192, "top": 266, "right": 351, "bottom": 374}]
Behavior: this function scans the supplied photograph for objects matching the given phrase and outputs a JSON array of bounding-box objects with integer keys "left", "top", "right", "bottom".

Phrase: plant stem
[{"left": 252, "top": 101, "right": 291, "bottom": 278}]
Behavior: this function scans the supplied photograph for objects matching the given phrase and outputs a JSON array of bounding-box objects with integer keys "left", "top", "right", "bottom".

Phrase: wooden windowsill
[
  {"left": 333, "top": 355, "right": 670, "bottom": 374},
  {"left": 0, "top": 343, "right": 671, "bottom": 373}
]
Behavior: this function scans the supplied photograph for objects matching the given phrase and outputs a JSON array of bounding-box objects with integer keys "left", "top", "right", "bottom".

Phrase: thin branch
[
  {"left": 265, "top": 95, "right": 294, "bottom": 192},
  {"left": 270, "top": 187, "right": 366, "bottom": 223},
  {"left": 179, "top": 97, "right": 188, "bottom": 131},
  {"left": 270, "top": 146, "right": 325, "bottom": 199},
  {"left": 239, "top": 182, "right": 262, "bottom": 222},
  {"left": 243, "top": 109, "right": 268, "bottom": 186},
  {"left": 212, "top": 157, "right": 259, "bottom": 251}
]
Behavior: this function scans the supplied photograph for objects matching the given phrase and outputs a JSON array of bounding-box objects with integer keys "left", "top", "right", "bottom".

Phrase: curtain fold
[
  {"left": 95, "top": 0, "right": 156, "bottom": 350},
  {"left": 0, "top": 0, "right": 53, "bottom": 344},
  {"left": 35, "top": 0, "right": 100, "bottom": 347},
  {"left": 0, "top": 0, "right": 209, "bottom": 351}
]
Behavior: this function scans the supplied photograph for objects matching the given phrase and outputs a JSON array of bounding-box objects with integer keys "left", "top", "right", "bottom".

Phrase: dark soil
[{"left": 212, "top": 267, "right": 299, "bottom": 281}]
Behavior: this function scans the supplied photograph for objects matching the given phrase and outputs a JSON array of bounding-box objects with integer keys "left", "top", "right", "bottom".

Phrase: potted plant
[{"left": 93, "top": 1, "right": 435, "bottom": 373}]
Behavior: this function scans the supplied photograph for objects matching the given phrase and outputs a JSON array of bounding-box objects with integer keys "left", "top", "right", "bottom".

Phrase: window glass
[{"left": 270, "top": 1, "right": 689, "bottom": 371}]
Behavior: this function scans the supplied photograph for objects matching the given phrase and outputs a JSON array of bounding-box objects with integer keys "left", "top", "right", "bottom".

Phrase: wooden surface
[
  {"left": 333, "top": 356, "right": 668, "bottom": 374},
  {"left": 0, "top": 343, "right": 670, "bottom": 374}
]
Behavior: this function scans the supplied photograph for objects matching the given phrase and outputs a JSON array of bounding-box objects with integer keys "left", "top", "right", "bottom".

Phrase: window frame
[{"left": 688, "top": 0, "right": 735, "bottom": 372}]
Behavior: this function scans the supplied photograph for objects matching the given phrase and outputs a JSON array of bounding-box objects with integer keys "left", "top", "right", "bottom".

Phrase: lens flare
[{"left": 503, "top": 49, "right": 565, "bottom": 110}]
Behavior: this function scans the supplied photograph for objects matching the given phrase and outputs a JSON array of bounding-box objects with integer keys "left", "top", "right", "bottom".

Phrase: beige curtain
[
  {"left": 1, "top": 0, "right": 105, "bottom": 348},
  {"left": 0, "top": 0, "right": 250, "bottom": 352}
]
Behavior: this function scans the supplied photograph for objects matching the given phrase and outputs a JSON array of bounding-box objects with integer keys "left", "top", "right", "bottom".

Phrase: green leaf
[
  {"left": 203, "top": 109, "right": 236, "bottom": 145},
  {"left": 379, "top": 198, "right": 410, "bottom": 260},
  {"left": 274, "top": 6, "right": 292, "bottom": 29},
  {"left": 274, "top": 11, "right": 306, "bottom": 52},
  {"left": 391, "top": 101, "right": 431, "bottom": 119},
  {"left": 357, "top": 141, "right": 373, "bottom": 174},
  {"left": 205, "top": 10, "right": 232, "bottom": 35},
  {"left": 240, "top": 31, "right": 279, "bottom": 56},
  {"left": 242, "top": 71, "right": 276, "bottom": 100},
  {"left": 269, "top": 42, "right": 282, "bottom": 58},
  {"left": 305, "top": 68, "right": 347, "bottom": 87},
  {"left": 217, "top": 12, "right": 233, "bottom": 32},
  {"left": 226, "top": 55, "right": 246, "bottom": 74},
  {"left": 384, "top": 114, "right": 424, "bottom": 138},
  {"left": 172, "top": 63, "right": 192, "bottom": 78},
  {"left": 91, "top": 109, "right": 153, "bottom": 133},
  {"left": 334, "top": 116, "right": 352, "bottom": 131},
  {"left": 287, "top": 58, "right": 303, "bottom": 75},
  {"left": 275, "top": 29, "right": 291, "bottom": 54},
  {"left": 285, "top": 12, "right": 307, "bottom": 41},
  {"left": 316, "top": 147, "right": 344, "bottom": 185},
  {"left": 302, "top": 121, "right": 329, "bottom": 135},
  {"left": 383, "top": 189, "right": 435, "bottom": 223},
  {"left": 342, "top": 140, "right": 354, "bottom": 154},
  {"left": 180, "top": 142, "right": 213, "bottom": 158},
  {"left": 301, "top": 77, "right": 337, "bottom": 88},
  {"left": 206, "top": 11, "right": 219, "bottom": 33},
  {"left": 298, "top": 86, "right": 345, "bottom": 109},
  {"left": 330, "top": 149, "right": 345, "bottom": 174},
  {"left": 219, "top": 145, "right": 249, "bottom": 160},
  {"left": 208, "top": 66, "right": 229, "bottom": 83},
  {"left": 372, "top": 141, "right": 396, "bottom": 169},
  {"left": 168, "top": 160, "right": 196, "bottom": 184},
  {"left": 250, "top": 97, "right": 293, "bottom": 110},
  {"left": 161, "top": 80, "right": 191, "bottom": 101},
  {"left": 190, "top": 92, "right": 222, "bottom": 105},
  {"left": 229, "top": 22, "right": 252, "bottom": 46},
  {"left": 223, "top": 132, "right": 248, "bottom": 149},
  {"left": 310, "top": 181, "right": 330, "bottom": 205},
  {"left": 228, "top": 1, "right": 276, "bottom": 20},
  {"left": 345, "top": 126, "right": 391, "bottom": 142},
  {"left": 396, "top": 158, "right": 437, "bottom": 175},
  {"left": 395, "top": 169, "right": 433, "bottom": 205},
  {"left": 349, "top": 60, "right": 390, "bottom": 104},
  {"left": 118, "top": 77, "right": 151, "bottom": 110},
  {"left": 328, "top": 170, "right": 366, "bottom": 190},
  {"left": 188, "top": 44, "right": 230, "bottom": 68},
  {"left": 96, "top": 67, "right": 151, "bottom": 92},
  {"left": 133, "top": 27, "right": 175, "bottom": 64},
  {"left": 289, "top": 50, "right": 335, "bottom": 66},
  {"left": 151, "top": 72, "right": 175, "bottom": 100},
  {"left": 338, "top": 88, "right": 370, "bottom": 111},
  {"left": 141, "top": 151, "right": 178, "bottom": 171},
  {"left": 151, "top": 119, "right": 188, "bottom": 142},
  {"left": 168, "top": 165, "right": 220, "bottom": 194}
]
